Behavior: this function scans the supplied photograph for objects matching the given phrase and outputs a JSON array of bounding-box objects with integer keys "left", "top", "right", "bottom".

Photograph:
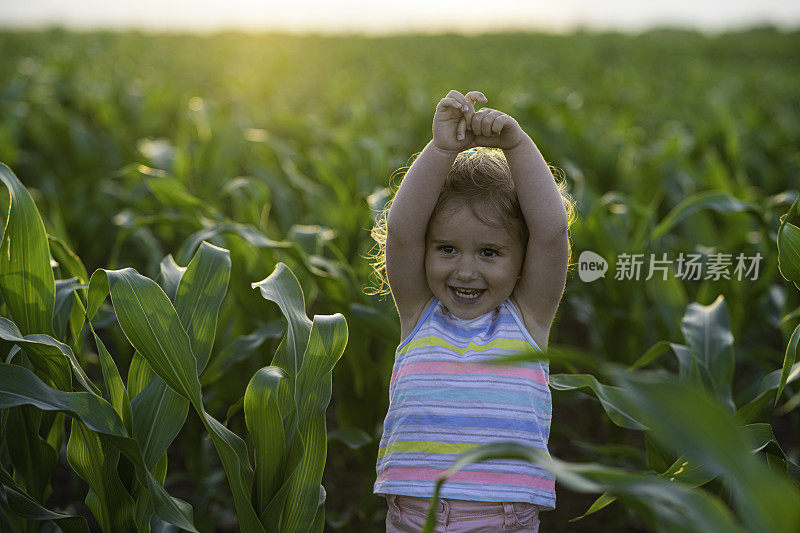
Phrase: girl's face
[{"left": 425, "top": 200, "right": 525, "bottom": 320}]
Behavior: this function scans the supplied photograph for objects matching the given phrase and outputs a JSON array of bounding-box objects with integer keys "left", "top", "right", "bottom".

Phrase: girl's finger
[
  {"left": 471, "top": 108, "right": 498, "bottom": 137},
  {"left": 491, "top": 114, "right": 509, "bottom": 135},
  {"left": 462, "top": 91, "right": 486, "bottom": 128},
  {"left": 465, "top": 91, "right": 488, "bottom": 106},
  {"left": 437, "top": 97, "right": 464, "bottom": 112},
  {"left": 457, "top": 117, "right": 467, "bottom": 141},
  {"left": 483, "top": 111, "right": 503, "bottom": 137},
  {"left": 446, "top": 89, "right": 469, "bottom": 111}
]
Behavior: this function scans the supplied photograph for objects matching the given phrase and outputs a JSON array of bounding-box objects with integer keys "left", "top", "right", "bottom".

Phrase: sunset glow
[{"left": 2, "top": 0, "right": 800, "bottom": 33}]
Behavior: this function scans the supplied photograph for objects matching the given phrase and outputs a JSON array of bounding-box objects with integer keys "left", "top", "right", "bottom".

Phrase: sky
[{"left": 1, "top": 0, "right": 799, "bottom": 34}]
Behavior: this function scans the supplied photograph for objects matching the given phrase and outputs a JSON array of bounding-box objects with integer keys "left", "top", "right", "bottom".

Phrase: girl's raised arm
[
  {"left": 386, "top": 90, "right": 483, "bottom": 337},
  {"left": 504, "top": 135, "right": 569, "bottom": 351}
]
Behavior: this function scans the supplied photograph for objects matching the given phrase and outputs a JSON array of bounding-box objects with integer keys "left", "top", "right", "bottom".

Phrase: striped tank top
[{"left": 374, "top": 297, "right": 556, "bottom": 509}]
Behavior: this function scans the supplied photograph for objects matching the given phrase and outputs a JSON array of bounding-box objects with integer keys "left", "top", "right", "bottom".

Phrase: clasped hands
[{"left": 432, "top": 89, "right": 527, "bottom": 154}]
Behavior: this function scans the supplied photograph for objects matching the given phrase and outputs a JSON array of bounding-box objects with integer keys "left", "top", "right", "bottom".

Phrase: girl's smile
[{"left": 425, "top": 200, "right": 525, "bottom": 320}]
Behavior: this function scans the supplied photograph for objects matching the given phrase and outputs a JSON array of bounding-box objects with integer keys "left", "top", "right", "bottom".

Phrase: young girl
[{"left": 370, "top": 89, "right": 572, "bottom": 532}]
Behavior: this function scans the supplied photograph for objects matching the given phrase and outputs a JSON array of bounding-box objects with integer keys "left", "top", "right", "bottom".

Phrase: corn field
[{"left": 0, "top": 28, "right": 799, "bottom": 532}]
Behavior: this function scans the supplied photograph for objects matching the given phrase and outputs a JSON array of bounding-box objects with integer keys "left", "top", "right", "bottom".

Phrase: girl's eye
[
  {"left": 481, "top": 249, "right": 499, "bottom": 258},
  {"left": 439, "top": 246, "right": 455, "bottom": 254}
]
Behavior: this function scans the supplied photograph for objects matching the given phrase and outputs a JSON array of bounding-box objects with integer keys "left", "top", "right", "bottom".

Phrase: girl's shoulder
[{"left": 398, "top": 296, "right": 437, "bottom": 345}]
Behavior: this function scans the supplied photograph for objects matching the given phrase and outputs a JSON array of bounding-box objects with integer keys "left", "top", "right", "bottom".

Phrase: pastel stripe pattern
[{"left": 374, "top": 298, "right": 556, "bottom": 509}]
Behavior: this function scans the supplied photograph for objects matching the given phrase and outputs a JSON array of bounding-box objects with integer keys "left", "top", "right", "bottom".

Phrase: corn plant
[{"left": 0, "top": 163, "right": 348, "bottom": 532}]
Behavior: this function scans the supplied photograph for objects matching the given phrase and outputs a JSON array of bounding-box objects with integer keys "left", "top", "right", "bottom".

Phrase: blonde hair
[{"left": 365, "top": 147, "right": 576, "bottom": 296}]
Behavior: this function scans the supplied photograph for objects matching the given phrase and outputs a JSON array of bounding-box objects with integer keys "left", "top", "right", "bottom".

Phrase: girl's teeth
[{"left": 454, "top": 288, "right": 481, "bottom": 299}]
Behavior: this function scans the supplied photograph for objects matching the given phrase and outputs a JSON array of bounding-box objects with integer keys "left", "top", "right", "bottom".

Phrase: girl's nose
[{"left": 454, "top": 258, "right": 478, "bottom": 281}]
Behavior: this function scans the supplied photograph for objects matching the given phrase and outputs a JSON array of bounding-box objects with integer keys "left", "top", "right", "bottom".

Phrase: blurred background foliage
[{"left": 0, "top": 27, "right": 799, "bottom": 531}]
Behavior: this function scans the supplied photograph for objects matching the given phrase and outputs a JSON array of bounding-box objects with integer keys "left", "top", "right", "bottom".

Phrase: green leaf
[
  {"left": 775, "top": 323, "right": 800, "bottom": 406},
  {"left": 53, "top": 278, "right": 78, "bottom": 342},
  {"left": 87, "top": 265, "right": 264, "bottom": 531},
  {"left": 777, "top": 196, "right": 800, "bottom": 289},
  {"left": 245, "top": 366, "right": 287, "bottom": 515},
  {"left": 736, "top": 362, "right": 800, "bottom": 424},
  {"left": 421, "top": 442, "right": 745, "bottom": 533},
  {"left": 0, "top": 164, "right": 55, "bottom": 336},
  {"left": 627, "top": 340, "right": 673, "bottom": 370},
  {"left": 200, "top": 323, "right": 285, "bottom": 386},
  {"left": 252, "top": 262, "right": 313, "bottom": 415},
  {"left": 680, "top": 296, "right": 735, "bottom": 410},
  {"left": 0, "top": 363, "right": 197, "bottom": 531},
  {"left": 177, "top": 222, "right": 290, "bottom": 265},
  {"left": 282, "top": 313, "right": 347, "bottom": 532},
  {"left": 650, "top": 190, "right": 759, "bottom": 240},
  {"left": 6, "top": 406, "right": 58, "bottom": 504},
  {"left": 550, "top": 374, "right": 647, "bottom": 430},
  {"left": 66, "top": 418, "right": 138, "bottom": 532},
  {"left": 130, "top": 376, "right": 189, "bottom": 471},
  {"left": 614, "top": 370, "right": 800, "bottom": 533},
  {"left": 144, "top": 174, "right": 207, "bottom": 211},
  {"left": 0, "top": 316, "right": 99, "bottom": 394},
  {"left": 0, "top": 467, "right": 89, "bottom": 533},
  {"left": 778, "top": 227, "right": 800, "bottom": 288},
  {"left": 327, "top": 428, "right": 372, "bottom": 450},
  {"left": 173, "top": 241, "right": 230, "bottom": 374},
  {"left": 348, "top": 303, "right": 400, "bottom": 341},
  {"left": 158, "top": 254, "right": 185, "bottom": 302},
  {"left": 127, "top": 352, "right": 154, "bottom": 399},
  {"left": 88, "top": 268, "right": 203, "bottom": 407},
  {"left": 48, "top": 235, "right": 88, "bottom": 285}
]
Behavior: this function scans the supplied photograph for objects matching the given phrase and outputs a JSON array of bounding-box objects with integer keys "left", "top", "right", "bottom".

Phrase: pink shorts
[{"left": 384, "top": 494, "right": 541, "bottom": 532}]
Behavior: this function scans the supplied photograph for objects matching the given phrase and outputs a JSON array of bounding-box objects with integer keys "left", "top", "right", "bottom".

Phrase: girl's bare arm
[
  {"left": 504, "top": 135, "right": 569, "bottom": 350},
  {"left": 386, "top": 141, "right": 456, "bottom": 333},
  {"left": 386, "top": 90, "right": 484, "bottom": 335}
]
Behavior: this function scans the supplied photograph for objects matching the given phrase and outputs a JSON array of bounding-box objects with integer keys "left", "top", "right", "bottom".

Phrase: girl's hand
[
  {"left": 432, "top": 89, "right": 487, "bottom": 153},
  {"left": 466, "top": 107, "right": 527, "bottom": 151}
]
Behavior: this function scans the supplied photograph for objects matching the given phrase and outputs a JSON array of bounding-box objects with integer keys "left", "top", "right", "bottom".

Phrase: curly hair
[{"left": 365, "top": 147, "right": 576, "bottom": 297}]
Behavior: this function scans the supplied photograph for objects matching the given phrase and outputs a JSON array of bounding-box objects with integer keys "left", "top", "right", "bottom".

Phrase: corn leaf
[
  {"left": 680, "top": 296, "right": 735, "bottom": 411},
  {"left": 0, "top": 316, "right": 98, "bottom": 394},
  {"left": 650, "top": 190, "right": 759, "bottom": 240},
  {"left": 176, "top": 222, "right": 290, "bottom": 265},
  {"left": 549, "top": 374, "right": 647, "bottom": 430},
  {"left": 200, "top": 322, "right": 285, "bottom": 386},
  {"left": 87, "top": 268, "right": 203, "bottom": 406},
  {"left": 72, "top": 292, "right": 133, "bottom": 433},
  {"left": 0, "top": 164, "right": 55, "bottom": 337},
  {"left": 5, "top": 406, "right": 58, "bottom": 504},
  {"left": 66, "top": 418, "right": 138, "bottom": 532},
  {"left": 0, "top": 467, "right": 89, "bottom": 533},
  {"left": 421, "top": 442, "right": 745, "bottom": 533},
  {"left": 87, "top": 264, "right": 264, "bottom": 530},
  {"left": 53, "top": 278, "right": 78, "bottom": 341},
  {"left": 777, "top": 195, "right": 800, "bottom": 289},
  {"left": 158, "top": 254, "right": 185, "bottom": 302},
  {"left": 327, "top": 428, "right": 372, "bottom": 450},
  {"left": 282, "top": 313, "right": 347, "bottom": 532},
  {"left": 614, "top": 371, "right": 800, "bottom": 533},
  {"left": 130, "top": 376, "right": 188, "bottom": 471},
  {"left": 48, "top": 235, "right": 89, "bottom": 285},
  {"left": 736, "top": 362, "right": 800, "bottom": 424},
  {"left": 0, "top": 363, "right": 197, "bottom": 531},
  {"left": 173, "top": 241, "right": 230, "bottom": 374},
  {"left": 245, "top": 366, "right": 287, "bottom": 515},
  {"left": 252, "top": 262, "right": 313, "bottom": 415},
  {"left": 775, "top": 323, "right": 800, "bottom": 406}
]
